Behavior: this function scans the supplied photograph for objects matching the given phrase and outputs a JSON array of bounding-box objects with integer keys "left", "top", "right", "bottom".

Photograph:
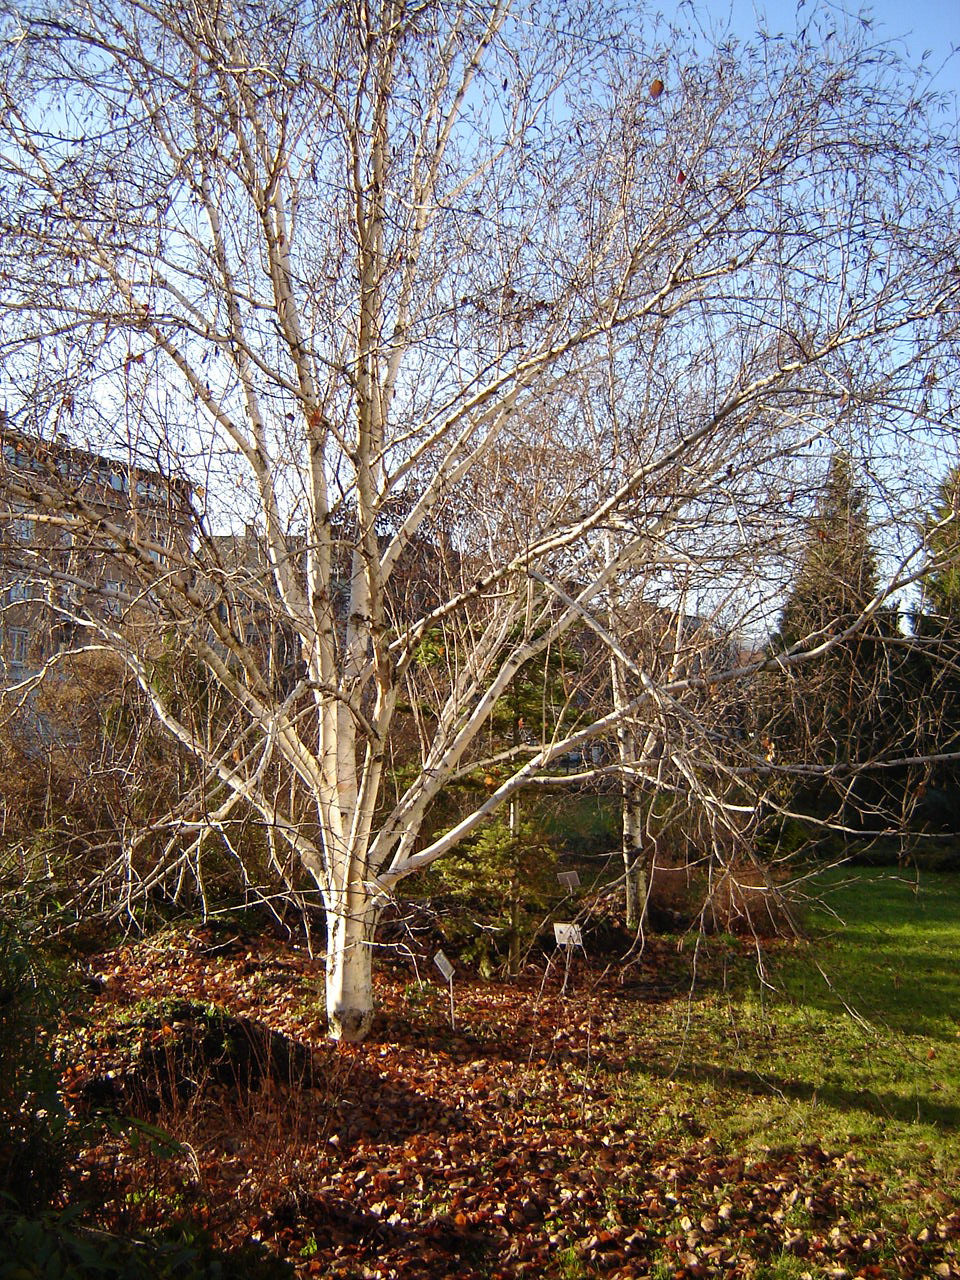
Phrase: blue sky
[{"left": 678, "top": 0, "right": 960, "bottom": 99}]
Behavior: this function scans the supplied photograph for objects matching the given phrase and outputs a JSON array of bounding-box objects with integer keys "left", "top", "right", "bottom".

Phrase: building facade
[{"left": 0, "top": 422, "right": 191, "bottom": 683}]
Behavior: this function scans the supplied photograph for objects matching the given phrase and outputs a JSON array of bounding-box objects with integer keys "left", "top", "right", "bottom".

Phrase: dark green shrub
[
  {"left": 0, "top": 913, "right": 71, "bottom": 1213},
  {"left": 0, "top": 916, "right": 293, "bottom": 1278},
  {"left": 0, "top": 1211, "right": 292, "bottom": 1278},
  {"left": 424, "top": 811, "right": 561, "bottom": 975}
]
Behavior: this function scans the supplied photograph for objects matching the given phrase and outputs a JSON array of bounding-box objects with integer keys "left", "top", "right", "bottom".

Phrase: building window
[
  {"left": 9, "top": 504, "right": 34, "bottom": 543},
  {"left": 2, "top": 442, "right": 47, "bottom": 474},
  {"left": 96, "top": 464, "right": 128, "bottom": 493},
  {"left": 7, "top": 627, "right": 29, "bottom": 668},
  {"left": 4, "top": 579, "right": 36, "bottom": 604},
  {"left": 102, "top": 579, "right": 123, "bottom": 617}
]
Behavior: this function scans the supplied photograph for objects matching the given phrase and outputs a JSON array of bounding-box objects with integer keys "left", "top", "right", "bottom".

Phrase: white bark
[
  {"left": 325, "top": 898, "right": 377, "bottom": 1044},
  {"left": 0, "top": 0, "right": 957, "bottom": 1038},
  {"left": 622, "top": 795, "right": 648, "bottom": 934}
]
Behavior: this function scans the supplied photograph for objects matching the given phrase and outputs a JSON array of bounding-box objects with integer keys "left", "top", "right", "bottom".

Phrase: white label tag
[{"left": 553, "top": 923, "right": 582, "bottom": 948}]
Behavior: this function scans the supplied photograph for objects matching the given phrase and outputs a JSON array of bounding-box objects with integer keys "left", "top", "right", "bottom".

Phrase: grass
[
  {"left": 621, "top": 867, "right": 960, "bottom": 1214},
  {"left": 25, "top": 867, "right": 960, "bottom": 1277}
]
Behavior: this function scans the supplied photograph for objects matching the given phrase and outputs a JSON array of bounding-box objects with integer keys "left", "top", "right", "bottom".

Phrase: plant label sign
[
  {"left": 553, "top": 923, "right": 582, "bottom": 948},
  {"left": 433, "top": 950, "right": 457, "bottom": 1029},
  {"left": 556, "top": 870, "right": 580, "bottom": 890}
]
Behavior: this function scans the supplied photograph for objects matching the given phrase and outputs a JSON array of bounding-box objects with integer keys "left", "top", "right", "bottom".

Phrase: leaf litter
[{"left": 60, "top": 925, "right": 960, "bottom": 1278}]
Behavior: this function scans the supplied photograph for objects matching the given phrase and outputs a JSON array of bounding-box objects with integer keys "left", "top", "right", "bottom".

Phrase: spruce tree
[
  {"left": 918, "top": 467, "right": 960, "bottom": 621},
  {"left": 777, "top": 452, "right": 879, "bottom": 649},
  {"left": 767, "top": 452, "right": 899, "bottom": 831},
  {"left": 911, "top": 468, "right": 960, "bottom": 831}
]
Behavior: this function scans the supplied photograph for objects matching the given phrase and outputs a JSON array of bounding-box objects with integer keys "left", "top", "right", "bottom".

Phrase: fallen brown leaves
[{"left": 59, "top": 926, "right": 960, "bottom": 1279}]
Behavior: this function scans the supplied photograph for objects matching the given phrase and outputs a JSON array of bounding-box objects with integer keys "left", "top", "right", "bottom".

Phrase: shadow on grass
[
  {"left": 633, "top": 1053, "right": 960, "bottom": 1131},
  {"left": 773, "top": 954, "right": 960, "bottom": 1041},
  {"left": 776, "top": 871, "right": 960, "bottom": 1039}
]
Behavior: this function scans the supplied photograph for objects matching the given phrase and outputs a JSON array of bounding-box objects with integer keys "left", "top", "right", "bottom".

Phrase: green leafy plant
[
  {"left": 427, "top": 809, "right": 561, "bottom": 975},
  {"left": 0, "top": 1210, "right": 293, "bottom": 1278}
]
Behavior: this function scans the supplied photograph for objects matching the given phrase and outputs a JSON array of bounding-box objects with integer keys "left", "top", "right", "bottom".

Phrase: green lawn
[
  {"left": 621, "top": 868, "right": 960, "bottom": 1223},
  {"left": 8, "top": 866, "right": 958, "bottom": 1279}
]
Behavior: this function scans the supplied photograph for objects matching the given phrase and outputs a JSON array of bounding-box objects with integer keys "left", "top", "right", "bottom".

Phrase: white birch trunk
[
  {"left": 607, "top": 533, "right": 648, "bottom": 930},
  {"left": 622, "top": 797, "right": 647, "bottom": 932},
  {"left": 325, "top": 895, "right": 376, "bottom": 1042}
]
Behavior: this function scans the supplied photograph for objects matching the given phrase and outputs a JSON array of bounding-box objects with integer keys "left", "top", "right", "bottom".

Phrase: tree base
[{"left": 327, "top": 1003, "right": 374, "bottom": 1043}]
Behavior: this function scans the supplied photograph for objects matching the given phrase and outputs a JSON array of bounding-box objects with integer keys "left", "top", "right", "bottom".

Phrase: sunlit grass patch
[{"left": 621, "top": 868, "right": 960, "bottom": 1216}]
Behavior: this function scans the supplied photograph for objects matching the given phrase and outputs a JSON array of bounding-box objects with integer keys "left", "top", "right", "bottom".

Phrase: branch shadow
[{"left": 636, "top": 1055, "right": 960, "bottom": 1130}]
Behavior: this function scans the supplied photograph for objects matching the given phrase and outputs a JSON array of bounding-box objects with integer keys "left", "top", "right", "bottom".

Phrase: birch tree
[{"left": 0, "top": 0, "right": 957, "bottom": 1038}]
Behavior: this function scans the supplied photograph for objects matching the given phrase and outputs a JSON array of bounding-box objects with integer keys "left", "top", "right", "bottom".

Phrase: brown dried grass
[{"left": 647, "top": 856, "right": 800, "bottom": 937}]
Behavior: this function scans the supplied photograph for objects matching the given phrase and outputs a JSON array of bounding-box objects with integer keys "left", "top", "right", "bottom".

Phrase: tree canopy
[{"left": 0, "top": 0, "right": 958, "bottom": 1037}]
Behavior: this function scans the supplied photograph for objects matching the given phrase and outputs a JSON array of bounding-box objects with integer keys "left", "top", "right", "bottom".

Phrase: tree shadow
[
  {"left": 637, "top": 1055, "right": 960, "bottom": 1130},
  {"left": 75, "top": 1000, "right": 465, "bottom": 1152}
]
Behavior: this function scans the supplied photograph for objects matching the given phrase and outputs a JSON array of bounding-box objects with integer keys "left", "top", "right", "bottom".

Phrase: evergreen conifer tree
[
  {"left": 919, "top": 468, "right": 960, "bottom": 621},
  {"left": 777, "top": 452, "right": 878, "bottom": 648},
  {"left": 911, "top": 468, "right": 960, "bottom": 831},
  {"left": 767, "top": 452, "right": 899, "bottom": 832}
]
